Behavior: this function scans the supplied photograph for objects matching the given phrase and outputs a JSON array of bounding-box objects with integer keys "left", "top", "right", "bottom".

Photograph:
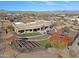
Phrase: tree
[
  {"left": 50, "top": 32, "right": 66, "bottom": 49},
  {"left": 5, "top": 25, "right": 14, "bottom": 33},
  {"left": 45, "top": 43, "right": 51, "bottom": 48},
  {"left": 51, "top": 39, "right": 66, "bottom": 49},
  {"left": 50, "top": 32, "right": 72, "bottom": 49},
  {"left": 63, "top": 35, "right": 72, "bottom": 46}
]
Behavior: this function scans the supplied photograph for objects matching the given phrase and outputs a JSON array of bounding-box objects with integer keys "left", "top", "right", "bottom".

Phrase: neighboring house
[
  {"left": 50, "top": 27, "right": 78, "bottom": 46},
  {"left": 12, "top": 20, "right": 54, "bottom": 34},
  {"left": 53, "top": 27, "right": 79, "bottom": 56},
  {"left": 50, "top": 32, "right": 72, "bottom": 46},
  {"left": 57, "top": 27, "right": 77, "bottom": 38},
  {"left": 76, "top": 18, "right": 79, "bottom": 22},
  {"left": 70, "top": 16, "right": 79, "bottom": 22},
  {"left": 57, "top": 27, "right": 79, "bottom": 55},
  {"left": 71, "top": 18, "right": 76, "bottom": 21}
]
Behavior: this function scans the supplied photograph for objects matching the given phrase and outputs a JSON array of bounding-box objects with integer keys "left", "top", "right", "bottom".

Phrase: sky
[{"left": 0, "top": 1, "right": 79, "bottom": 11}]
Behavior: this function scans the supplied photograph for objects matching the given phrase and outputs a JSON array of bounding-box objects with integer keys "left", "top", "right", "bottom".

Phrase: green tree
[
  {"left": 52, "top": 40, "right": 66, "bottom": 50},
  {"left": 45, "top": 43, "right": 51, "bottom": 48},
  {"left": 6, "top": 25, "right": 14, "bottom": 33}
]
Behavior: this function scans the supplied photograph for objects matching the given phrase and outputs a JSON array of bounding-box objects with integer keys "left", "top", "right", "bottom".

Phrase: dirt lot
[
  {"left": 16, "top": 50, "right": 58, "bottom": 58},
  {"left": 0, "top": 46, "right": 71, "bottom": 58}
]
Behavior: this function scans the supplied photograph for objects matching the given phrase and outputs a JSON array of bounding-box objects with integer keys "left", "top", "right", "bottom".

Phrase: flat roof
[{"left": 13, "top": 20, "right": 52, "bottom": 30}]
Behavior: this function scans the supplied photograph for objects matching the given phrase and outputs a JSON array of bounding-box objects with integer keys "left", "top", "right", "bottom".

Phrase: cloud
[
  {"left": 42, "top": 1, "right": 71, "bottom": 6},
  {"left": 42, "top": 1, "right": 58, "bottom": 6}
]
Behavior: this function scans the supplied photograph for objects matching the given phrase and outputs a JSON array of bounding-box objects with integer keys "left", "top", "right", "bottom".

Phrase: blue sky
[{"left": 0, "top": 1, "right": 79, "bottom": 11}]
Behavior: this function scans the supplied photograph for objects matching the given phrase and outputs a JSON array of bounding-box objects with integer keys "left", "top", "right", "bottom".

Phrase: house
[
  {"left": 56, "top": 27, "right": 79, "bottom": 56},
  {"left": 70, "top": 16, "right": 79, "bottom": 22},
  {"left": 50, "top": 27, "right": 78, "bottom": 46},
  {"left": 12, "top": 20, "right": 54, "bottom": 34},
  {"left": 76, "top": 18, "right": 79, "bottom": 22},
  {"left": 50, "top": 32, "right": 72, "bottom": 46}
]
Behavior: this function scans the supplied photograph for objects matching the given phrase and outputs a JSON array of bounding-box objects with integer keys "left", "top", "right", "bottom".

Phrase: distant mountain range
[{"left": 0, "top": 9, "right": 79, "bottom": 14}]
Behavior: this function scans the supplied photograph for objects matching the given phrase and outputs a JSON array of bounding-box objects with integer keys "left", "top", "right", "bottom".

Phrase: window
[
  {"left": 45, "top": 26, "right": 48, "bottom": 29},
  {"left": 18, "top": 30, "right": 24, "bottom": 33},
  {"left": 33, "top": 29, "right": 38, "bottom": 31},
  {"left": 41, "top": 27, "right": 43, "bottom": 30},
  {"left": 29, "top": 29, "right": 32, "bottom": 31},
  {"left": 50, "top": 25, "right": 53, "bottom": 28},
  {"left": 41, "top": 27, "right": 45, "bottom": 30}
]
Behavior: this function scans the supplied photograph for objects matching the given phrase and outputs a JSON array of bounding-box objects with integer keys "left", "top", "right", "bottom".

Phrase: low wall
[{"left": 17, "top": 34, "right": 49, "bottom": 41}]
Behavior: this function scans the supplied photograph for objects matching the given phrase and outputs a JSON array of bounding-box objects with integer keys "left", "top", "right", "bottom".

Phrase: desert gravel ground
[
  {"left": 0, "top": 45, "right": 71, "bottom": 58},
  {"left": 16, "top": 50, "right": 58, "bottom": 58},
  {"left": 0, "top": 46, "right": 59, "bottom": 58}
]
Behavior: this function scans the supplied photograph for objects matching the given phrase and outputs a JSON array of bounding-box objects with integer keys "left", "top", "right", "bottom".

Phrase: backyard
[
  {"left": 17, "top": 32, "right": 41, "bottom": 36},
  {"left": 37, "top": 39, "right": 51, "bottom": 48},
  {"left": 10, "top": 39, "right": 51, "bottom": 51}
]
